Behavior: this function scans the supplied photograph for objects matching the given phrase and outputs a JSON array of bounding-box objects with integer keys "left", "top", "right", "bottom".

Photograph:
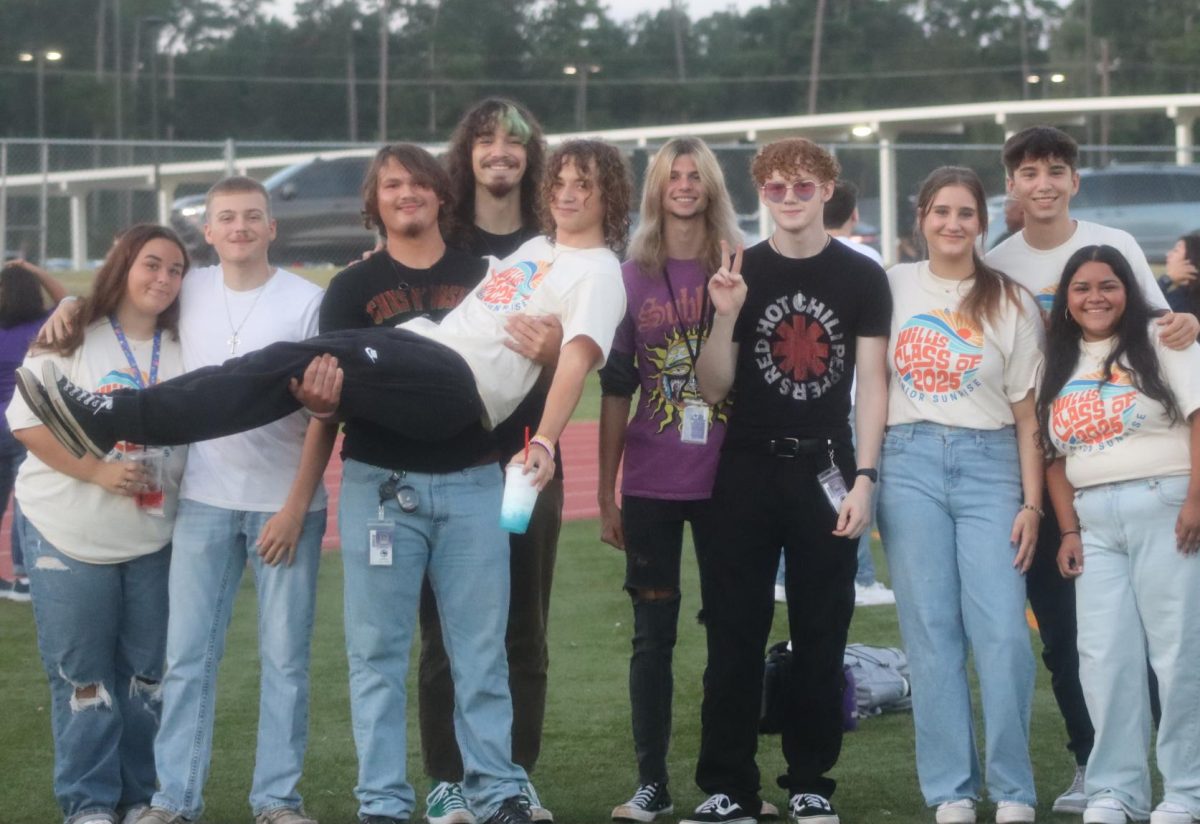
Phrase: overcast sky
[{"left": 263, "top": 0, "right": 770, "bottom": 25}]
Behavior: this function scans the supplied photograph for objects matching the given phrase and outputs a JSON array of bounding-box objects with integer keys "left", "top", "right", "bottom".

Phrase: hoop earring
[{"left": 1064, "top": 306, "right": 1073, "bottom": 323}]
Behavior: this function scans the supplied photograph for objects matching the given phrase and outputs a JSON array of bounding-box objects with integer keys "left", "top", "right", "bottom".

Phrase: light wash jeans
[
  {"left": 877, "top": 422, "right": 1036, "bottom": 807},
  {"left": 340, "top": 459, "right": 526, "bottom": 822},
  {"left": 22, "top": 519, "right": 170, "bottom": 824},
  {"left": 1074, "top": 475, "right": 1200, "bottom": 820},
  {"left": 151, "top": 499, "right": 325, "bottom": 819}
]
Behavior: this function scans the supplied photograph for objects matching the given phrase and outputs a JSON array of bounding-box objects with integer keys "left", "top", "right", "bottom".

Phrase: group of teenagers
[{"left": 5, "top": 95, "right": 1200, "bottom": 824}]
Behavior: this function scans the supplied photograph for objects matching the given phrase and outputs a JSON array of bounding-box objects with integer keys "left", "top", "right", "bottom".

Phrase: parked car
[
  {"left": 987, "top": 163, "right": 1200, "bottom": 262},
  {"left": 171, "top": 155, "right": 378, "bottom": 266}
]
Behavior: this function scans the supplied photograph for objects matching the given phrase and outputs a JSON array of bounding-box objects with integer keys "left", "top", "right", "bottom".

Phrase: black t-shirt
[
  {"left": 450, "top": 225, "right": 541, "bottom": 260},
  {"left": 320, "top": 247, "right": 493, "bottom": 472},
  {"left": 725, "top": 238, "right": 891, "bottom": 447}
]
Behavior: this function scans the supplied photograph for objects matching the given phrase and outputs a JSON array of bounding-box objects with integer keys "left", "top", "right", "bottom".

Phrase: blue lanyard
[{"left": 108, "top": 316, "right": 161, "bottom": 389}]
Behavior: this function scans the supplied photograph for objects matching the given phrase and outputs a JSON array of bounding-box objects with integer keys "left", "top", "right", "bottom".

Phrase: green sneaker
[{"left": 426, "top": 782, "right": 476, "bottom": 824}]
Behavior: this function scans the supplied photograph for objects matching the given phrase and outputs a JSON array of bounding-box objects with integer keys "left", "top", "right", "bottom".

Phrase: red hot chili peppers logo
[{"left": 753, "top": 290, "right": 845, "bottom": 400}]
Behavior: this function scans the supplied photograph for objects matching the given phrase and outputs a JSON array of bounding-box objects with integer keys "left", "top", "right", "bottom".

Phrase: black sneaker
[
  {"left": 612, "top": 783, "right": 674, "bottom": 822},
  {"left": 787, "top": 794, "right": 838, "bottom": 824},
  {"left": 682, "top": 794, "right": 755, "bottom": 824},
  {"left": 480, "top": 797, "right": 532, "bottom": 824},
  {"left": 14, "top": 367, "right": 91, "bottom": 459},
  {"left": 41, "top": 360, "right": 120, "bottom": 458}
]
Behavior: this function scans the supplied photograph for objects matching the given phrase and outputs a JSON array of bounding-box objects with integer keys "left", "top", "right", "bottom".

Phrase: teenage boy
[
  {"left": 139, "top": 176, "right": 327, "bottom": 824},
  {"left": 418, "top": 99, "right": 563, "bottom": 824},
  {"left": 597, "top": 137, "right": 744, "bottom": 822},
  {"left": 985, "top": 125, "right": 1199, "bottom": 818},
  {"left": 690, "top": 138, "right": 890, "bottom": 824}
]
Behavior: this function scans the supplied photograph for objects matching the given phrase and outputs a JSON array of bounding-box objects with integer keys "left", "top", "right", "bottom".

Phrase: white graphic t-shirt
[
  {"left": 1048, "top": 325, "right": 1200, "bottom": 489},
  {"left": 986, "top": 220, "right": 1165, "bottom": 316},
  {"left": 7, "top": 321, "right": 186, "bottom": 563},
  {"left": 178, "top": 266, "right": 326, "bottom": 512},
  {"left": 403, "top": 235, "right": 626, "bottom": 428},
  {"left": 886, "top": 262, "right": 1044, "bottom": 429}
]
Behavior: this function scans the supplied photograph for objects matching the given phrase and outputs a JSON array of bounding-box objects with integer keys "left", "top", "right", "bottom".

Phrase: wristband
[
  {"left": 58, "top": 295, "right": 79, "bottom": 306},
  {"left": 855, "top": 467, "right": 878, "bottom": 483},
  {"left": 1020, "top": 503, "right": 1044, "bottom": 518},
  {"left": 1060, "top": 529, "right": 1081, "bottom": 539},
  {"left": 529, "top": 434, "right": 555, "bottom": 457}
]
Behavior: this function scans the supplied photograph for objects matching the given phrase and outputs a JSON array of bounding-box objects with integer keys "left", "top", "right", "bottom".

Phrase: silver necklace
[{"left": 222, "top": 281, "right": 267, "bottom": 355}]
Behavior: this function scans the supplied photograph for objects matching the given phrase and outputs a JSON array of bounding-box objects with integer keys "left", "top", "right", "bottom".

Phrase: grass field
[{"left": 1, "top": 527, "right": 1085, "bottom": 824}]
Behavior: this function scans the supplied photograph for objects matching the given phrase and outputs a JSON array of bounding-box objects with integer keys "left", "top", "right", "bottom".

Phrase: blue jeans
[
  {"left": 151, "top": 500, "right": 325, "bottom": 818},
  {"left": 877, "top": 423, "right": 1035, "bottom": 806},
  {"left": 0, "top": 425, "right": 27, "bottom": 576},
  {"left": 1074, "top": 476, "right": 1200, "bottom": 819},
  {"left": 340, "top": 459, "right": 525, "bottom": 821},
  {"left": 23, "top": 519, "right": 170, "bottom": 824}
]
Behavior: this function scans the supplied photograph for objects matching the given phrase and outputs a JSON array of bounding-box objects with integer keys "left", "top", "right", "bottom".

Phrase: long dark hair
[
  {"left": 1036, "top": 244, "right": 1180, "bottom": 438},
  {"left": 0, "top": 263, "right": 48, "bottom": 328},
  {"left": 1180, "top": 232, "right": 1200, "bottom": 318},
  {"left": 50, "top": 224, "right": 188, "bottom": 357},
  {"left": 914, "top": 166, "right": 1026, "bottom": 329},
  {"left": 538, "top": 140, "right": 632, "bottom": 253},
  {"left": 444, "top": 98, "right": 545, "bottom": 250}
]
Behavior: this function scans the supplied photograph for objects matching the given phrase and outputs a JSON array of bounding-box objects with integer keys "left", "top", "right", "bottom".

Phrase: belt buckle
[{"left": 772, "top": 437, "right": 800, "bottom": 458}]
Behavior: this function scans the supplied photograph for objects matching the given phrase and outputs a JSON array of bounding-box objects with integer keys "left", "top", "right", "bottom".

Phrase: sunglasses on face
[{"left": 760, "top": 180, "right": 819, "bottom": 203}]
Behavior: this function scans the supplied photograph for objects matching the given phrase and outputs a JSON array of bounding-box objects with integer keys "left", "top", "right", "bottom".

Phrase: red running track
[{"left": 0, "top": 421, "right": 605, "bottom": 573}]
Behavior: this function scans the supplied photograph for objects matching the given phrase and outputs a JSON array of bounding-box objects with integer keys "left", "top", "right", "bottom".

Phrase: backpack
[
  {"left": 843, "top": 643, "right": 912, "bottom": 718},
  {"left": 759, "top": 641, "right": 859, "bottom": 733}
]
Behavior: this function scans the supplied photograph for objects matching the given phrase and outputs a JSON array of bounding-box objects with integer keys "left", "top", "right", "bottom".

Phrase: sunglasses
[{"left": 760, "top": 180, "right": 819, "bottom": 203}]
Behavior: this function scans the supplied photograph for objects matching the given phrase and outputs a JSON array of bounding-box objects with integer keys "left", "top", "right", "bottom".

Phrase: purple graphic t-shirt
[{"left": 611, "top": 258, "right": 730, "bottom": 500}]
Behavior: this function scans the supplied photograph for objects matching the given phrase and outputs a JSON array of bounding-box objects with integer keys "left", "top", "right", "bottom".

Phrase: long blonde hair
[{"left": 628, "top": 137, "right": 741, "bottom": 277}]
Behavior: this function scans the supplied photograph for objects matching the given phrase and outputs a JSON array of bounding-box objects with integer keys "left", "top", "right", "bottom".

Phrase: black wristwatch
[{"left": 855, "top": 467, "right": 878, "bottom": 483}]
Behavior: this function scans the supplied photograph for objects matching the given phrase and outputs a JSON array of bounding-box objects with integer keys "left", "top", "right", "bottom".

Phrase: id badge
[
  {"left": 817, "top": 465, "right": 849, "bottom": 514},
  {"left": 368, "top": 518, "right": 395, "bottom": 566},
  {"left": 680, "top": 400, "right": 710, "bottom": 445}
]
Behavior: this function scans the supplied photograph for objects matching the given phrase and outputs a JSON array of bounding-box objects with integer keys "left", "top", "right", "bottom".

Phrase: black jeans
[
  {"left": 621, "top": 495, "right": 714, "bottom": 786},
  {"left": 107, "top": 329, "right": 484, "bottom": 447},
  {"left": 418, "top": 479, "right": 564, "bottom": 780},
  {"left": 695, "top": 447, "right": 857, "bottom": 807},
  {"left": 1028, "top": 502, "right": 1094, "bottom": 767}
]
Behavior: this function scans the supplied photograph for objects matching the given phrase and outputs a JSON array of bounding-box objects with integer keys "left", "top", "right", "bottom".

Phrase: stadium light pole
[
  {"left": 563, "top": 63, "right": 601, "bottom": 131},
  {"left": 18, "top": 49, "right": 64, "bottom": 138}
]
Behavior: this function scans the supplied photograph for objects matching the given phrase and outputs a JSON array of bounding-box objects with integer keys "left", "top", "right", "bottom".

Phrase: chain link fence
[{"left": 2, "top": 137, "right": 1196, "bottom": 271}]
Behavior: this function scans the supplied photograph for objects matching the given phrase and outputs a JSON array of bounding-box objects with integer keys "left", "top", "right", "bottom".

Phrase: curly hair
[
  {"left": 361, "top": 143, "right": 453, "bottom": 234},
  {"left": 50, "top": 224, "right": 188, "bottom": 357},
  {"left": 750, "top": 137, "right": 840, "bottom": 186},
  {"left": 444, "top": 98, "right": 545, "bottom": 249},
  {"left": 537, "top": 140, "right": 632, "bottom": 253}
]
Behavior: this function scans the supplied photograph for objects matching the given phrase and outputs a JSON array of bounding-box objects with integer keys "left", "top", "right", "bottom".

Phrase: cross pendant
[{"left": 228, "top": 335, "right": 239, "bottom": 355}]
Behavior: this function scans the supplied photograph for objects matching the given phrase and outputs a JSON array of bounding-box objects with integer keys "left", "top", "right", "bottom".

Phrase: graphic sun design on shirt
[
  {"left": 642, "top": 326, "right": 730, "bottom": 434},
  {"left": 752, "top": 290, "right": 846, "bottom": 401},
  {"left": 1035, "top": 286, "right": 1056, "bottom": 316},
  {"left": 476, "top": 259, "right": 550, "bottom": 312},
  {"left": 893, "top": 309, "right": 984, "bottom": 403},
  {"left": 1050, "top": 366, "right": 1145, "bottom": 454}
]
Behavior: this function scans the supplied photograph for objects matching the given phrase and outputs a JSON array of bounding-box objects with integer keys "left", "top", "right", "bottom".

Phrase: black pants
[
  {"left": 110, "top": 328, "right": 485, "bottom": 447},
  {"left": 1028, "top": 502, "right": 1094, "bottom": 767},
  {"left": 695, "top": 447, "right": 857, "bottom": 807}
]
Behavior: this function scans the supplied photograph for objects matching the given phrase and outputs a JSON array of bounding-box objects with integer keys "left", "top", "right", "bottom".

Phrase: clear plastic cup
[
  {"left": 126, "top": 447, "right": 166, "bottom": 516},
  {"left": 500, "top": 463, "right": 540, "bottom": 534}
]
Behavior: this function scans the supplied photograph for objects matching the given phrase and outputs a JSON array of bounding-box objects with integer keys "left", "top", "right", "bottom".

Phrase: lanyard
[
  {"left": 662, "top": 266, "right": 711, "bottom": 373},
  {"left": 108, "top": 316, "right": 161, "bottom": 389}
]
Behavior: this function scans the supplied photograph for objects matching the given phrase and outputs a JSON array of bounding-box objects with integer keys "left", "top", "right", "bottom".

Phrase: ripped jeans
[{"left": 23, "top": 518, "right": 170, "bottom": 824}]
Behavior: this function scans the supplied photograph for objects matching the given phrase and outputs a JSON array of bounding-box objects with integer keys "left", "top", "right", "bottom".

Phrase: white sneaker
[
  {"left": 854, "top": 581, "right": 896, "bottom": 606},
  {"left": 935, "top": 799, "right": 976, "bottom": 824},
  {"left": 774, "top": 584, "right": 787, "bottom": 603},
  {"left": 995, "top": 801, "right": 1035, "bottom": 824},
  {"left": 1053, "top": 766, "right": 1087, "bottom": 814},
  {"left": 1083, "top": 798, "right": 1128, "bottom": 824},
  {"left": 1150, "top": 802, "right": 1196, "bottom": 824}
]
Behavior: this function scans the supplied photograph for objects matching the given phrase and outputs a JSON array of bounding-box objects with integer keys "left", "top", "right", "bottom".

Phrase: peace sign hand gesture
[{"left": 708, "top": 240, "right": 746, "bottom": 318}]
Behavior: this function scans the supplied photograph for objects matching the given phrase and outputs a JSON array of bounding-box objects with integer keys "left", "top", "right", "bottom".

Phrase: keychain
[
  {"left": 680, "top": 399, "right": 711, "bottom": 445},
  {"left": 816, "top": 443, "right": 849, "bottom": 514}
]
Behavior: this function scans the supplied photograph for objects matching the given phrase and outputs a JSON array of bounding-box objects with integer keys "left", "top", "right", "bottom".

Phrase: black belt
[{"left": 750, "top": 437, "right": 831, "bottom": 458}]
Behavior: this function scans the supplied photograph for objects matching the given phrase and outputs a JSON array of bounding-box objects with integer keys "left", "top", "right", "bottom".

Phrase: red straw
[{"left": 524, "top": 426, "right": 530, "bottom": 462}]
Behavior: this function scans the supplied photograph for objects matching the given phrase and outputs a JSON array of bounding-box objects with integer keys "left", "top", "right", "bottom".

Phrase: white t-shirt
[
  {"left": 835, "top": 235, "right": 884, "bottom": 265},
  {"left": 403, "top": 236, "right": 626, "bottom": 428},
  {"left": 178, "top": 265, "right": 326, "bottom": 512},
  {"left": 985, "top": 220, "right": 1165, "bottom": 316},
  {"left": 886, "top": 262, "right": 1044, "bottom": 428},
  {"left": 7, "top": 321, "right": 187, "bottom": 563},
  {"left": 1048, "top": 327, "right": 1200, "bottom": 489}
]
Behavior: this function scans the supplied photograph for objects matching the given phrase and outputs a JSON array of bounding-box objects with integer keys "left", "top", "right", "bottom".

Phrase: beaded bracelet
[
  {"left": 1060, "top": 529, "right": 1081, "bottom": 539},
  {"left": 529, "top": 434, "right": 556, "bottom": 456},
  {"left": 1020, "top": 503, "right": 1044, "bottom": 518}
]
